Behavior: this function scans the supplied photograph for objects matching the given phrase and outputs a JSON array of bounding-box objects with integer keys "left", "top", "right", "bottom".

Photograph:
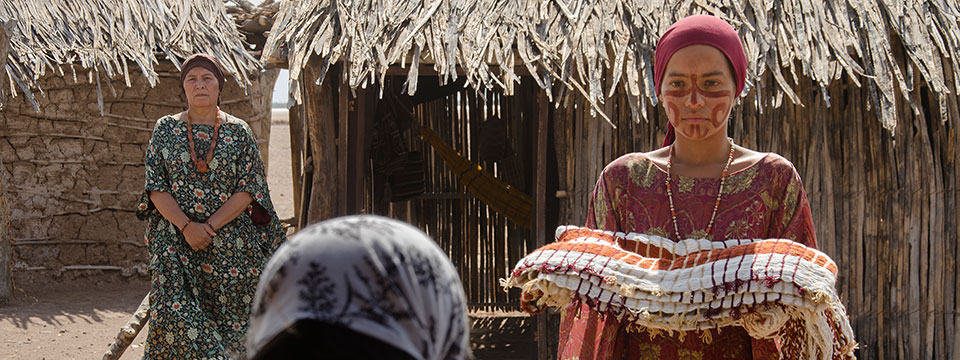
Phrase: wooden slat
[
  {"left": 939, "top": 57, "right": 960, "bottom": 359},
  {"left": 386, "top": 77, "right": 533, "bottom": 309},
  {"left": 303, "top": 63, "right": 338, "bottom": 224},
  {"left": 0, "top": 20, "right": 12, "bottom": 304},
  {"left": 338, "top": 69, "right": 350, "bottom": 216},
  {"left": 535, "top": 85, "right": 549, "bottom": 360},
  {"left": 350, "top": 88, "right": 373, "bottom": 213},
  {"left": 288, "top": 104, "right": 303, "bottom": 225}
]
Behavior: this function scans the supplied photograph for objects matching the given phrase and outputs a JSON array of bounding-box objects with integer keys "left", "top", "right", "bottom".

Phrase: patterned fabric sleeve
[
  {"left": 234, "top": 120, "right": 286, "bottom": 253},
  {"left": 585, "top": 165, "right": 620, "bottom": 232},
  {"left": 753, "top": 162, "right": 819, "bottom": 360},
  {"left": 772, "top": 165, "right": 818, "bottom": 249},
  {"left": 136, "top": 119, "right": 170, "bottom": 220},
  {"left": 235, "top": 121, "right": 274, "bottom": 214}
]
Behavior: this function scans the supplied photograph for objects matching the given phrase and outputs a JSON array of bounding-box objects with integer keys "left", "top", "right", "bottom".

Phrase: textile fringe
[{"left": 504, "top": 226, "right": 858, "bottom": 360}]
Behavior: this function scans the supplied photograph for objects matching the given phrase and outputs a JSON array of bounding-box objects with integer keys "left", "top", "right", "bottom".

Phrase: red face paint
[
  {"left": 667, "top": 103, "right": 681, "bottom": 121},
  {"left": 681, "top": 124, "right": 709, "bottom": 138},
  {"left": 662, "top": 74, "right": 732, "bottom": 139},
  {"left": 710, "top": 103, "right": 729, "bottom": 128}
]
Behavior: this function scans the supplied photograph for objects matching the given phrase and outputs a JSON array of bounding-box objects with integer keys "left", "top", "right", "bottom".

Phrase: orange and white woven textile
[{"left": 505, "top": 226, "right": 857, "bottom": 360}]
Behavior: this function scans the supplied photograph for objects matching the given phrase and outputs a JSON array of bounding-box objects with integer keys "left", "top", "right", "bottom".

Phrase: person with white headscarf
[{"left": 246, "top": 215, "right": 471, "bottom": 360}]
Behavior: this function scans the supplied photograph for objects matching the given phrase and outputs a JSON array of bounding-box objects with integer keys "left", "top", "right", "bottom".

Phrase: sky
[{"left": 272, "top": 69, "right": 289, "bottom": 108}]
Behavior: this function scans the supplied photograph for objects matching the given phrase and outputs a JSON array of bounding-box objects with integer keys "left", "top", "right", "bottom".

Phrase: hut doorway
[
  {"left": 289, "top": 63, "right": 563, "bottom": 358},
  {"left": 291, "top": 69, "right": 560, "bottom": 311},
  {"left": 382, "top": 75, "right": 543, "bottom": 311}
]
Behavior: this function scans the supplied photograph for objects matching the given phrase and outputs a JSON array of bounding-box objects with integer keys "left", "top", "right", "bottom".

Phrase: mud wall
[{"left": 0, "top": 63, "right": 278, "bottom": 276}]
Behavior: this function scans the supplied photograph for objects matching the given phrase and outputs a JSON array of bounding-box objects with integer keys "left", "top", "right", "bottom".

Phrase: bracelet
[
  {"left": 205, "top": 221, "right": 216, "bottom": 231},
  {"left": 179, "top": 219, "right": 191, "bottom": 232}
]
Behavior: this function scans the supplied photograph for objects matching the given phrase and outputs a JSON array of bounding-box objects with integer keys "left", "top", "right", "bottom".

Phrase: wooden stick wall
[
  {"left": 553, "top": 64, "right": 959, "bottom": 360},
  {"left": 297, "top": 50, "right": 958, "bottom": 356},
  {"left": 351, "top": 79, "right": 539, "bottom": 311}
]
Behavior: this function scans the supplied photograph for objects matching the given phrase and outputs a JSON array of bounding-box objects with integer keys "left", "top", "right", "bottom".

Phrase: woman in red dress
[{"left": 557, "top": 15, "right": 818, "bottom": 360}]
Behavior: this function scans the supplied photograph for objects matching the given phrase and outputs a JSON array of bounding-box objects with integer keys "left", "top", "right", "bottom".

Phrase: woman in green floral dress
[{"left": 136, "top": 54, "right": 286, "bottom": 359}]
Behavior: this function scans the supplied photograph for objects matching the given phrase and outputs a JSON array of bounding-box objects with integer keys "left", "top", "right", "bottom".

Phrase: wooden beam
[
  {"left": 535, "top": 85, "right": 551, "bottom": 360},
  {"left": 385, "top": 64, "right": 532, "bottom": 77},
  {"left": 0, "top": 20, "right": 13, "bottom": 304},
  {"left": 412, "top": 77, "right": 468, "bottom": 105},
  {"left": 0, "top": 156, "right": 9, "bottom": 305},
  {"left": 102, "top": 292, "right": 150, "bottom": 359},
  {"left": 350, "top": 87, "right": 376, "bottom": 213},
  {"left": 338, "top": 69, "right": 350, "bottom": 216},
  {"left": 262, "top": 48, "right": 289, "bottom": 70},
  {"left": 289, "top": 104, "right": 303, "bottom": 226},
  {"left": 347, "top": 88, "right": 359, "bottom": 214},
  {"left": 298, "top": 101, "right": 313, "bottom": 228},
  {"left": 303, "top": 62, "right": 338, "bottom": 225}
]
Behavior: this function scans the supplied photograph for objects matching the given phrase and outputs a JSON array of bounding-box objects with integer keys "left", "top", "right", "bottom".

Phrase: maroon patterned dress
[{"left": 558, "top": 151, "right": 817, "bottom": 360}]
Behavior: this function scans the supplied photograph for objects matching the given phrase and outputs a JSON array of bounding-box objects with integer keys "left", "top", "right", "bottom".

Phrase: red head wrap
[{"left": 654, "top": 15, "right": 747, "bottom": 146}]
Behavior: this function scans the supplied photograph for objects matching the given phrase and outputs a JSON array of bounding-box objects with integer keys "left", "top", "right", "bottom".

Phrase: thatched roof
[
  {"left": 262, "top": 0, "right": 960, "bottom": 131},
  {"left": 0, "top": 0, "right": 260, "bottom": 112}
]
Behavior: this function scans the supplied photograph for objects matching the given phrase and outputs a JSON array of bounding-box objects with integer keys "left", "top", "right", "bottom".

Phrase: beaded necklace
[
  {"left": 665, "top": 137, "right": 735, "bottom": 240},
  {"left": 185, "top": 109, "right": 221, "bottom": 173}
]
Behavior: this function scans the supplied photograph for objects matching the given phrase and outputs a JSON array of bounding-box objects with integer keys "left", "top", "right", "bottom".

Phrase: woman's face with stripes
[{"left": 659, "top": 45, "right": 736, "bottom": 141}]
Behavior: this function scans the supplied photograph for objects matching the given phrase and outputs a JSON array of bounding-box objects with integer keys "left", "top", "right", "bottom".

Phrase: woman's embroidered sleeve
[
  {"left": 586, "top": 166, "right": 620, "bottom": 232},
  {"left": 773, "top": 167, "right": 818, "bottom": 249}
]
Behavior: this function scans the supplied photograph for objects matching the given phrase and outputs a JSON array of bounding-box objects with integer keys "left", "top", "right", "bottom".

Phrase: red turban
[{"left": 654, "top": 15, "right": 747, "bottom": 146}]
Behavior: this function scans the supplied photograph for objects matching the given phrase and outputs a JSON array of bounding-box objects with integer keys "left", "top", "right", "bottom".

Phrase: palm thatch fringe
[
  {"left": 0, "top": 0, "right": 259, "bottom": 113},
  {"left": 263, "top": 0, "right": 960, "bottom": 132}
]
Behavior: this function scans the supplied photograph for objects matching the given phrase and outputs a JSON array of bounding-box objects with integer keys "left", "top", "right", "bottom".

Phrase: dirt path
[
  {"left": 0, "top": 278, "right": 151, "bottom": 359},
  {"left": 266, "top": 109, "right": 294, "bottom": 221}
]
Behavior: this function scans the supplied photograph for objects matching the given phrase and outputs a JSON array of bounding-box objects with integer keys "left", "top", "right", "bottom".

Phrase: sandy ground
[
  {"left": 0, "top": 277, "right": 151, "bottom": 359},
  {"left": 0, "top": 110, "right": 296, "bottom": 359},
  {"left": 265, "top": 109, "right": 295, "bottom": 222}
]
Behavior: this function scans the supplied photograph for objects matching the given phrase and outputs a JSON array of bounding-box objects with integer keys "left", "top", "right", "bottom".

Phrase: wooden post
[
  {"left": 0, "top": 20, "right": 13, "bottom": 304},
  {"left": 298, "top": 99, "right": 314, "bottom": 229},
  {"left": 102, "top": 293, "right": 150, "bottom": 360},
  {"left": 289, "top": 103, "right": 303, "bottom": 226},
  {"left": 349, "top": 87, "right": 374, "bottom": 213},
  {"left": 303, "top": 62, "right": 339, "bottom": 224},
  {"left": 535, "top": 87, "right": 550, "bottom": 360},
  {"left": 338, "top": 72, "right": 350, "bottom": 216},
  {"left": 0, "top": 156, "right": 9, "bottom": 304}
]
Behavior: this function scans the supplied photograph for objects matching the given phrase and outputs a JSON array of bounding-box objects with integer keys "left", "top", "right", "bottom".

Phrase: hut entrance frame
[
  {"left": 291, "top": 60, "right": 560, "bottom": 313},
  {"left": 289, "top": 58, "right": 564, "bottom": 359}
]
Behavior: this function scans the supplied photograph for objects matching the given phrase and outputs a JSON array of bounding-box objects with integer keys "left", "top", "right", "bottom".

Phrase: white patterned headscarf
[{"left": 246, "top": 215, "right": 470, "bottom": 360}]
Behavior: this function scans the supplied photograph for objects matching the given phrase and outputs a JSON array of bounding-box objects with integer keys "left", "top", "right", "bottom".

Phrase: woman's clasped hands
[{"left": 183, "top": 221, "right": 218, "bottom": 250}]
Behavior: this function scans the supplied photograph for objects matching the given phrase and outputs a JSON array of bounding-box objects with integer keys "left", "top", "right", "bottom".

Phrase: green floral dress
[{"left": 136, "top": 113, "right": 286, "bottom": 359}]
